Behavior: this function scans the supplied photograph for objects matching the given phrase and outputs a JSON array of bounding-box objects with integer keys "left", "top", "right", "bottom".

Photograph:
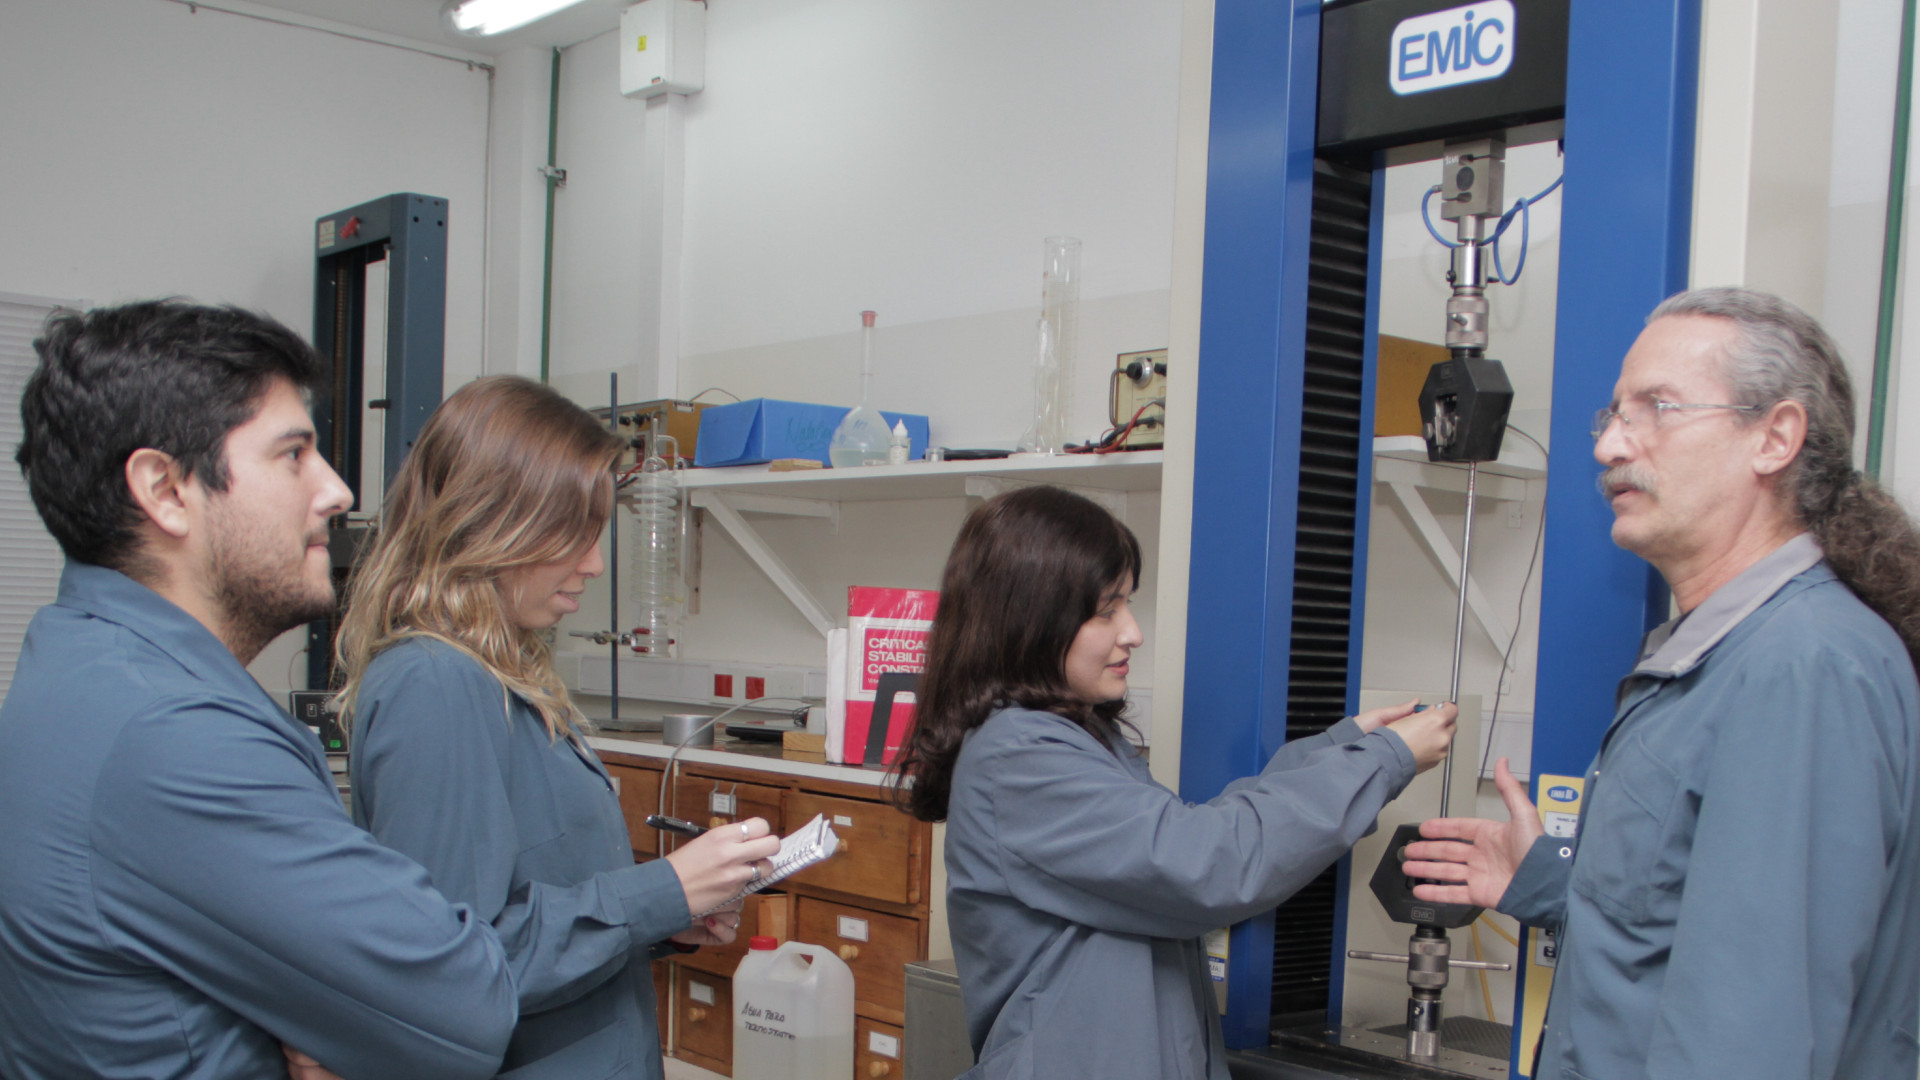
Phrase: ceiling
[{"left": 240, "top": 0, "right": 634, "bottom": 55}]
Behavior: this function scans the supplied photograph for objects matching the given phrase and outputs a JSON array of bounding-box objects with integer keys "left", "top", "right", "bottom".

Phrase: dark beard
[{"left": 207, "top": 520, "right": 337, "bottom": 665}]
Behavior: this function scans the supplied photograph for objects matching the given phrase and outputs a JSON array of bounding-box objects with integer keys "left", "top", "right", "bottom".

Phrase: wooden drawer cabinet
[
  {"left": 785, "top": 790, "right": 919, "bottom": 904},
  {"left": 599, "top": 750, "right": 934, "bottom": 1079},
  {"left": 793, "top": 896, "right": 920, "bottom": 1023},
  {"left": 606, "top": 763, "right": 662, "bottom": 857},
  {"left": 674, "top": 968, "right": 733, "bottom": 1074},
  {"left": 652, "top": 959, "right": 671, "bottom": 1049},
  {"left": 676, "top": 892, "right": 792, "bottom": 979},
  {"left": 672, "top": 774, "right": 784, "bottom": 839},
  {"left": 856, "top": 1018, "right": 904, "bottom": 1080}
]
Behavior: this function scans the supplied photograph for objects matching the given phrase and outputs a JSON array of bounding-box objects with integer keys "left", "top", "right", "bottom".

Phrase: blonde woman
[{"left": 337, "top": 376, "right": 777, "bottom": 1080}]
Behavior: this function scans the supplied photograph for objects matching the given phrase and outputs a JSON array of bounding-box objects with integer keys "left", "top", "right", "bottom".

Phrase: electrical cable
[
  {"left": 1479, "top": 425, "right": 1548, "bottom": 783},
  {"left": 1421, "top": 186, "right": 1463, "bottom": 249},
  {"left": 653, "top": 697, "right": 816, "bottom": 819},
  {"left": 1477, "top": 911, "right": 1519, "bottom": 947},
  {"left": 1067, "top": 399, "right": 1163, "bottom": 455},
  {"left": 1420, "top": 175, "right": 1564, "bottom": 285},
  {"left": 1471, "top": 920, "right": 1495, "bottom": 1020},
  {"left": 688, "top": 387, "right": 741, "bottom": 404},
  {"left": 1485, "top": 175, "right": 1562, "bottom": 286}
]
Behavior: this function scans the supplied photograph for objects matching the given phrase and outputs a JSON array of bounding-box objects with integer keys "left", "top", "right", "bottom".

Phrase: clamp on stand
[{"left": 1349, "top": 135, "right": 1516, "bottom": 1061}]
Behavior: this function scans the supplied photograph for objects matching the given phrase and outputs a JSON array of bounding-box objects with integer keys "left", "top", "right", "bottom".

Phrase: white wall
[
  {"left": 1824, "top": 0, "right": 1902, "bottom": 435},
  {"left": 0, "top": 0, "right": 493, "bottom": 699},
  {"left": 542, "top": 0, "right": 1184, "bottom": 449},
  {"left": 540, "top": 0, "right": 1186, "bottom": 694},
  {"left": 1692, "top": 0, "right": 1839, "bottom": 312}
]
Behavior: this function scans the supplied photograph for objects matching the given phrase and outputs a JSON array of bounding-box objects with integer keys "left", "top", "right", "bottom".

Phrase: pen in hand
[{"left": 646, "top": 814, "right": 709, "bottom": 838}]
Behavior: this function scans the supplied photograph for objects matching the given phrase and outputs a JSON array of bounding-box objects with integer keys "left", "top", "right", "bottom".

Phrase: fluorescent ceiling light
[{"left": 442, "top": 0, "right": 594, "bottom": 37}]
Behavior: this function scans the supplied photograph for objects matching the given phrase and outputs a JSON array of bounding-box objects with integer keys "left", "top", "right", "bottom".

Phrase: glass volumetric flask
[{"left": 830, "top": 310, "right": 892, "bottom": 468}]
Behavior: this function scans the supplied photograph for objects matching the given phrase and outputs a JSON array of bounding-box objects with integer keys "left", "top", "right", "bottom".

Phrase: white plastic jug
[{"left": 732, "top": 937, "right": 855, "bottom": 1080}]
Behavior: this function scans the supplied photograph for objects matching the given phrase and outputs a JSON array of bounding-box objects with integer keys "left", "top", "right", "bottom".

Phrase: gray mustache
[{"left": 1598, "top": 465, "right": 1657, "bottom": 500}]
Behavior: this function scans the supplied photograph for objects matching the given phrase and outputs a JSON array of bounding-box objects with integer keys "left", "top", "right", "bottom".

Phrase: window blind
[{"left": 0, "top": 296, "right": 74, "bottom": 703}]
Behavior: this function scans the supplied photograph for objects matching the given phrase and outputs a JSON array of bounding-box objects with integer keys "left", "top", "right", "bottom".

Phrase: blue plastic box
[{"left": 693, "top": 399, "right": 931, "bottom": 468}]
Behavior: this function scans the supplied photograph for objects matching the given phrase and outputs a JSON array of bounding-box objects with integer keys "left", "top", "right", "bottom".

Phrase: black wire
[
  {"left": 687, "top": 387, "right": 740, "bottom": 403},
  {"left": 1480, "top": 424, "right": 1548, "bottom": 782}
]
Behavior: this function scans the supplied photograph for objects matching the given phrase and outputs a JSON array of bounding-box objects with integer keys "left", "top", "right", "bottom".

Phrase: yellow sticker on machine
[{"left": 1516, "top": 774, "right": 1582, "bottom": 1077}]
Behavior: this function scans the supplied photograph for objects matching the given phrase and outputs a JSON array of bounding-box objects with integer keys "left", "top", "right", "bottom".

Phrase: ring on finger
[
  {"left": 740, "top": 823, "right": 749, "bottom": 839},
  {"left": 750, "top": 863, "right": 762, "bottom": 883}
]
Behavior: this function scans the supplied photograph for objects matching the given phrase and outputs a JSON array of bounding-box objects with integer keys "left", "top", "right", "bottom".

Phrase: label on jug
[{"left": 739, "top": 1001, "right": 797, "bottom": 1041}]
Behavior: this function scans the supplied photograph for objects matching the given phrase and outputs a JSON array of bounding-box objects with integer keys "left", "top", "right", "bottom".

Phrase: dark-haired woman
[{"left": 893, "top": 486, "right": 1456, "bottom": 1080}]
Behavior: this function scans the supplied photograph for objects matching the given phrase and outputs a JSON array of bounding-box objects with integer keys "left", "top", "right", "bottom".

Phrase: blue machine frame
[
  {"left": 1184, "top": 0, "right": 1698, "bottom": 1064},
  {"left": 306, "top": 192, "right": 448, "bottom": 692},
  {"left": 311, "top": 192, "right": 448, "bottom": 502}
]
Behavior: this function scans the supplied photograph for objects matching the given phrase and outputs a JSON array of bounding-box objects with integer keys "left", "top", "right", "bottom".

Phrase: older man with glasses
[{"left": 1404, "top": 287, "right": 1920, "bottom": 1080}]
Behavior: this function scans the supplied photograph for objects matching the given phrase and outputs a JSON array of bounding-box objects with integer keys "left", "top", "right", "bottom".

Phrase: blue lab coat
[
  {"left": 944, "top": 706, "right": 1416, "bottom": 1079},
  {"left": 1502, "top": 535, "right": 1920, "bottom": 1080},
  {"left": 0, "top": 563, "right": 517, "bottom": 1080},
  {"left": 351, "top": 638, "right": 691, "bottom": 1080}
]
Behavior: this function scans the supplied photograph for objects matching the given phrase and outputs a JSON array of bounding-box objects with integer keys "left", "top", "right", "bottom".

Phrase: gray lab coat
[
  {"left": 1501, "top": 535, "right": 1920, "bottom": 1080},
  {"left": 944, "top": 705, "right": 1416, "bottom": 1079},
  {"left": 0, "top": 564, "right": 517, "bottom": 1080},
  {"left": 352, "top": 638, "right": 693, "bottom": 1079}
]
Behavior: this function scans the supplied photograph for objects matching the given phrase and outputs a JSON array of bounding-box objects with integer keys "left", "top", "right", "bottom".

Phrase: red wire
[{"left": 1091, "top": 401, "right": 1159, "bottom": 454}]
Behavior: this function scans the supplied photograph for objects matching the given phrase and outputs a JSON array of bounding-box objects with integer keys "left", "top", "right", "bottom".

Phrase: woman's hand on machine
[
  {"left": 1353, "top": 697, "right": 1424, "bottom": 733},
  {"left": 1384, "top": 701, "right": 1457, "bottom": 772},
  {"left": 663, "top": 816, "right": 782, "bottom": 917}
]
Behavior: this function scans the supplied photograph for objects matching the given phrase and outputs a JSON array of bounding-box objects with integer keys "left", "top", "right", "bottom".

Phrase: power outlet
[
  {"left": 1110, "top": 349, "right": 1167, "bottom": 449},
  {"left": 710, "top": 665, "right": 808, "bottom": 706},
  {"left": 290, "top": 691, "right": 349, "bottom": 755}
]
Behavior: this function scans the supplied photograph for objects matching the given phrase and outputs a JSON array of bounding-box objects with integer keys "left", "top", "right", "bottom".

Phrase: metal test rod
[
  {"left": 609, "top": 373, "right": 620, "bottom": 721},
  {"left": 1439, "top": 460, "right": 1478, "bottom": 819}
]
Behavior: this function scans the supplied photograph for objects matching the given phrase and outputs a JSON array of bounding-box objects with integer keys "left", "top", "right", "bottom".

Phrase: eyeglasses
[{"left": 1590, "top": 399, "right": 1763, "bottom": 440}]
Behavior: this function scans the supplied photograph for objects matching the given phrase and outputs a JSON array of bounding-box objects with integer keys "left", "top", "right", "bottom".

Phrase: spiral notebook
[{"left": 699, "top": 813, "right": 841, "bottom": 915}]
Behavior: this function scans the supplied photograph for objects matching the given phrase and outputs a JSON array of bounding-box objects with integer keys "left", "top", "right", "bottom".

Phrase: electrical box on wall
[{"left": 620, "top": 0, "right": 706, "bottom": 99}]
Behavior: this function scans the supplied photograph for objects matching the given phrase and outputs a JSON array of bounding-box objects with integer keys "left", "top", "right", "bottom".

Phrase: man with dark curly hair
[
  {"left": 0, "top": 300, "right": 517, "bottom": 1079},
  {"left": 1406, "top": 288, "right": 1920, "bottom": 1080}
]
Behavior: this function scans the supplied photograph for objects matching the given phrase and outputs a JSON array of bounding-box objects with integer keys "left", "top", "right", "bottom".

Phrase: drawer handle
[
  {"left": 687, "top": 1005, "right": 708, "bottom": 1022},
  {"left": 708, "top": 816, "right": 727, "bottom": 829},
  {"left": 869, "top": 1063, "right": 893, "bottom": 1077},
  {"left": 838, "top": 944, "right": 861, "bottom": 961}
]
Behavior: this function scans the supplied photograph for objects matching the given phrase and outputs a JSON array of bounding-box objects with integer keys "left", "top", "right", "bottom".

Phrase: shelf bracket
[
  {"left": 688, "top": 489, "right": 839, "bottom": 534},
  {"left": 964, "top": 474, "right": 1128, "bottom": 516},
  {"left": 1381, "top": 478, "right": 1512, "bottom": 653},
  {"left": 692, "top": 490, "right": 837, "bottom": 638}
]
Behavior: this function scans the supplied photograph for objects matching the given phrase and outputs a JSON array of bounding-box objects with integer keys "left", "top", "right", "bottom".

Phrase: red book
[{"left": 841, "top": 586, "right": 938, "bottom": 765}]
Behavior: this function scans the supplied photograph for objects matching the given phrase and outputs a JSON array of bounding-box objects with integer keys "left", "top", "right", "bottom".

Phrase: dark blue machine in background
[
  {"left": 1182, "top": 0, "right": 1697, "bottom": 1070},
  {"left": 305, "top": 192, "right": 447, "bottom": 692}
]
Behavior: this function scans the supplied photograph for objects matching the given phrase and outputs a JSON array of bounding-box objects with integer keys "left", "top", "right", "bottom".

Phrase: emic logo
[{"left": 1389, "top": 0, "right": 1515, "bottom": 96}]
